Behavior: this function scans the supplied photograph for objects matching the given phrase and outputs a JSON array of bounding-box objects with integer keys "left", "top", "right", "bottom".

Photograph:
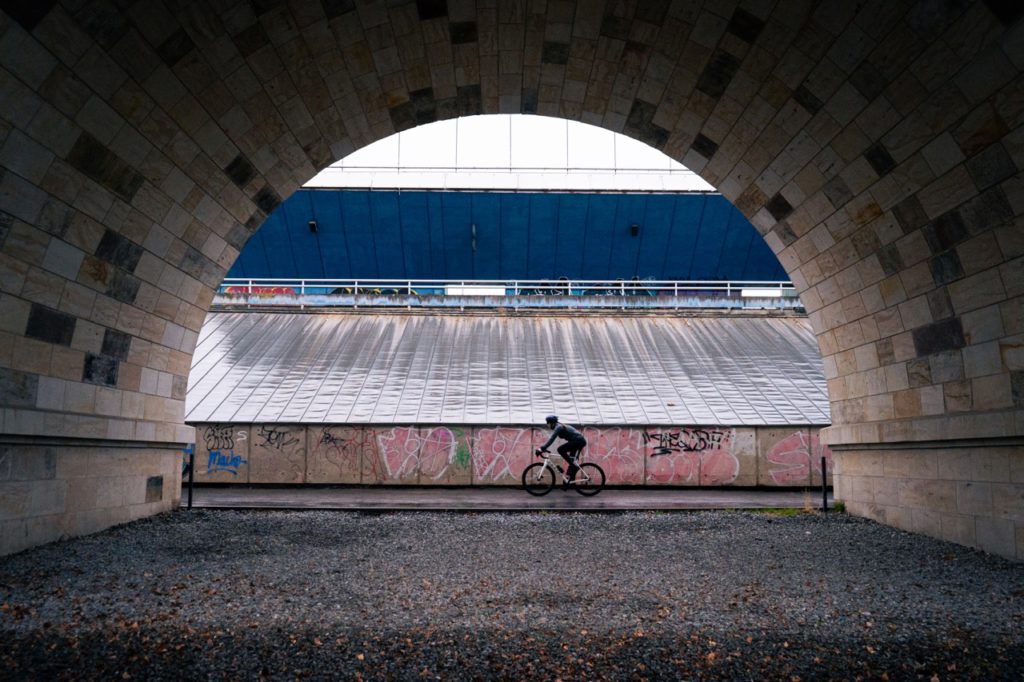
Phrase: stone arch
[{"left": 0, "top": 1, "right": 1022, "bottom": 559}]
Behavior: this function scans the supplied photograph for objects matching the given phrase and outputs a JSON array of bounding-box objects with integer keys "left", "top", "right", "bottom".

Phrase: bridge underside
[{"left": 0, "top": 1, "right": 1022, "bottom": 559}]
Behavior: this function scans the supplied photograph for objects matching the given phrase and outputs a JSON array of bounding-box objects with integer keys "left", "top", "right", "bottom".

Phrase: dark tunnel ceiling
[{"left": 228, "top": 189, "right": 789, "bottom": 282}]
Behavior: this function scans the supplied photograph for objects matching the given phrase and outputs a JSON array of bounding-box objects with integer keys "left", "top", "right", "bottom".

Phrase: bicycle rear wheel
[
  {"left": 575, "top": 463, "right": 605, "bottom": 496},
  {"left": 522, "top": 462, "right": 555, "bottom": 496}
]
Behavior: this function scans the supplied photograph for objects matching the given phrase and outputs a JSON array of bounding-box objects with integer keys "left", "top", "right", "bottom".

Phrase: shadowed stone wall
[
  {"left": 0, "top": 0, "right": 1022, "bottom": 559},
  {"left": 0, "top": 443, "right": 180, "bottom": 555}
]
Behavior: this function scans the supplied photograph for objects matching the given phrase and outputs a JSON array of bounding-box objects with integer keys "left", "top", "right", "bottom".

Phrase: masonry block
[
  {"left": 956, "top": 480, "right": 993, "bottom": 515},
  {"left": 899, "top": 478, "right": 957, "bottom": 512},
  {"left": 992, "top": 483, "right": 1024, "bottom": 523},
  {"left": 975, "top": 516, "right": 1017, "bottom": 558}
]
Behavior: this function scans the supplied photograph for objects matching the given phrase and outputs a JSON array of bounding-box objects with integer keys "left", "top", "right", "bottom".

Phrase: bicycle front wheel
[
  {"left": 522, "top": 462, "right": 555, "bottom": 496},
  {"left": 575, "top": 463, "right": 605, "bottom": 496}
]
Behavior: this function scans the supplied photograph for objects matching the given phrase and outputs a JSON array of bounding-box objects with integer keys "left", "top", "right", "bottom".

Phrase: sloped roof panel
[{"left": 186, "top": 312, "right": 830, "bottom": 426}]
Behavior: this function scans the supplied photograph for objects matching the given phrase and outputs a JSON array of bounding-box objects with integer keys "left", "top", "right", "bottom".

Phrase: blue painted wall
[{"left": 228, "top": 189, "right": 788, "bottom": 281}]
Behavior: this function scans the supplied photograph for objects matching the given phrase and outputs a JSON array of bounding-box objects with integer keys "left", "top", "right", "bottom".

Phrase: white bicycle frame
[{"left": 533, "top": 450, "right": 592, "bottom": 484}]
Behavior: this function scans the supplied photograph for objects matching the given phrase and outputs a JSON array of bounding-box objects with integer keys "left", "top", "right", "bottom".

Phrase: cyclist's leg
[
  {"left": 569, "top": 444, "right": 584, "bottom": 480},
  {"left": 561, "top": 442, "right": 583, "bottom": 481},
  {"left": 557, "top": 442, "right": 577, "bottom": 482}
]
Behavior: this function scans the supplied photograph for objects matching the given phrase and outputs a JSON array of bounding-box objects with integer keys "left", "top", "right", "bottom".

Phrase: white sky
[{"left": 305, "top": 115, "right": 715, "bottom": 192}]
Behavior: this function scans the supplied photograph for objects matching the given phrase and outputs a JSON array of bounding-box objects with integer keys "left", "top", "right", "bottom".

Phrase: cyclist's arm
[{"left": 539, "top": 429, "right": 559, "bottom": 450}]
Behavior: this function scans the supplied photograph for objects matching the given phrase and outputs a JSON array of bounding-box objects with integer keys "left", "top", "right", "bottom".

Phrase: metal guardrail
[{"left": 213, "top": 278, "right": 801, "bottom": 310}]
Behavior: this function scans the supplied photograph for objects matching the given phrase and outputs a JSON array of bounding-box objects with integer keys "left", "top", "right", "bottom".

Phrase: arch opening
[
  {"left": 0, "top": 1, "right": 1020, "bottom": 559},
  {"left": 184, "top": 114, "right": 826, "bottom": 495}
]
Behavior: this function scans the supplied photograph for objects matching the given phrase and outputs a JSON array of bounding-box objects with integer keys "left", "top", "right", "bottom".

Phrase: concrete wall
[
  {"left": 0, "top": 443, "right": 181, "bottom": 556},
  {"left": 190, "top": 423, "right": 833, "bottom": 488}
]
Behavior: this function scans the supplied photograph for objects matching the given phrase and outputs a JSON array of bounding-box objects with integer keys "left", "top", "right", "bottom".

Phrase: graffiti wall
[
  {"left": 249, "top": 425, "right": 305, "bottom": 483},
  {"left": 758, "top": 428, "right": 834, "bottom": 487},
  {"left": 193, "top": 425, "right": 250, "bottom": 483},
  {"left": 192, "top": 424, "right": 832, "bottom": 487}
]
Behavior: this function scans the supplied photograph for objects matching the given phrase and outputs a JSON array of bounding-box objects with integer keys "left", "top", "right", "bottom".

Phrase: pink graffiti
[
  {"left": 766, "top": 431, "right": 832, "bottom": 485},
  {"left": 418, "top": 427, "right": 457, "bottom": 480},
  {"left": 645, "top": 427, "right": 739, "bottom": 485},
  {"left": 581, "top": 427, "right": 646, "bottom": 484},
  {"left": 376, "top": 427, "right": 466, "bottom": 481},
  {"left": 699, "top": 447, "right": 741, "bottom": 485},
  {"left": 472, "top": 427, "right": 534, "bottom": 481},
  {"left": 377, "top": 427, "right": 424, "bottom": 479}
]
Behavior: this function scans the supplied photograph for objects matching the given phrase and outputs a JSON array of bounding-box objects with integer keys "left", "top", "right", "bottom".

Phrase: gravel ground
[{"left": 1, "top": 509, "right": 1022, "bottom": 681}]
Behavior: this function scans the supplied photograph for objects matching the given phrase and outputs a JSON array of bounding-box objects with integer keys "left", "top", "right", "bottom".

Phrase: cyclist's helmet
[{"left": 545, "top": 415, "right": 558, "bottom": 427}]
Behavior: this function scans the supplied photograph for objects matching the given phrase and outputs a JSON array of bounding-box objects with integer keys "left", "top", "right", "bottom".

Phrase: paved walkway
[{"left": 183, "top": 486, "right": 832, "bottom": 512}]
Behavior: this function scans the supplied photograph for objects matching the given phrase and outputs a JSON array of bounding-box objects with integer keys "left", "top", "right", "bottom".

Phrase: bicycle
[{"left": 521, "top": 449, "right": 605, "bottom": 496}]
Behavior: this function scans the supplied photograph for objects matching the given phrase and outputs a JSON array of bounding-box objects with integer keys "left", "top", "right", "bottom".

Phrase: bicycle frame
[{"left": 533, "top": 450, "right": 592, "bottom": 484}]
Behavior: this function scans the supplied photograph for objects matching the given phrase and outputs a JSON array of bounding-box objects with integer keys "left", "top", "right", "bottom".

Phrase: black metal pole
[
  {"left": 821, "top": 455, "right": 827, "bottom": 512},
  {"left": 188, "top": 451, "right": 195, "bottom": 510}
]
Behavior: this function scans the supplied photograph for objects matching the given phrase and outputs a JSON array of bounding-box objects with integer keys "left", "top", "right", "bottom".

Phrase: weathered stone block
[
  {"left": 911, "top": 507, "right": 945, "bottom": 538},
  {"left": 992, "top": 483, "right": 1024, "bottom": 522},
  {"left": 975, "top": 516, "right": 1017, "bottom": 558},
  {"left": 25, "top": 303, "right": 76, "bottom": 346},
  {"left": 0, "top": 367, "right": 39, "bottom": 407},
  {"left": 899, "top": 478, "right": 957, "bottom": 512},
  {"left": 940, "top": 512, "right": 977, "bottom": 548},
  {"left": 956, "top": 480, "right": 993, "bottom": 515},
  {"left": 66, "top": 132, "right": 145, "bottom": 202},
  {"left": 912, "top": 317, "right": 966, "bottom": 357}
]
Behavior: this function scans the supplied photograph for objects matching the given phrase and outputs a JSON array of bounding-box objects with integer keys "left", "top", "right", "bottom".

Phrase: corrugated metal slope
[{"left": 186, "top": 312, "right": 830, "bottom": 425}]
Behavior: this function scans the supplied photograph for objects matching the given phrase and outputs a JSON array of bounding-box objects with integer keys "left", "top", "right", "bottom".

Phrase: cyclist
[{"left": 536, "top": 415, "right": 587, "bottom": 485}]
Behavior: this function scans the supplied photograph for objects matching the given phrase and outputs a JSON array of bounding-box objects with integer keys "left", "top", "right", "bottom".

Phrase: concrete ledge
[
  {"left": 186, "top": 486, "right": 830, "bottom": 512},
  {"left": 822, "top": 410, "right": 1024, "bottom": 446}
]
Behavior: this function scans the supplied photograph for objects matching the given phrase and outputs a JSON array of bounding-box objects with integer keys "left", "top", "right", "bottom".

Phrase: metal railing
[{"left": 213, "top": 278, "right": 800, "bottom": 310}]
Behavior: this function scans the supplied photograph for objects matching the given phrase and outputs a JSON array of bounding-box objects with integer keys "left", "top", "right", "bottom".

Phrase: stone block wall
[
  {"left": 1, "top": 0, "right": 1023, "bottom": 559},
  {"left": 834, "top": 444, "right": 1024, "bottom": 561},
  {"left": 0, "top": 443, "right": 181, "bottom": 556},
  {"left": 190, "top": 423, "right": 833, "bottom": 488}
]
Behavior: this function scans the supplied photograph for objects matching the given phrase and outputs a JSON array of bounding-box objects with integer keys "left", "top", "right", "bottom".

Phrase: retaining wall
[{"left": 190, "top": 424, "right": 832, "bottom": 487}]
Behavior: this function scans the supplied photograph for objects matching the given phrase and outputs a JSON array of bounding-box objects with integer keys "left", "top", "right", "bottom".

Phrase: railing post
[
  {"left": 182, "top": 444, "right": 195, "bottom": 510},
  {"left": 821, "top": 455, "right": 828, "bottom": 513}
]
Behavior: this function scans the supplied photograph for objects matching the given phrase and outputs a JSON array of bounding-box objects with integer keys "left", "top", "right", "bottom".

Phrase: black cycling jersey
[{"left": 541, "top": 423, "right": 585, "bottom": 450}]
